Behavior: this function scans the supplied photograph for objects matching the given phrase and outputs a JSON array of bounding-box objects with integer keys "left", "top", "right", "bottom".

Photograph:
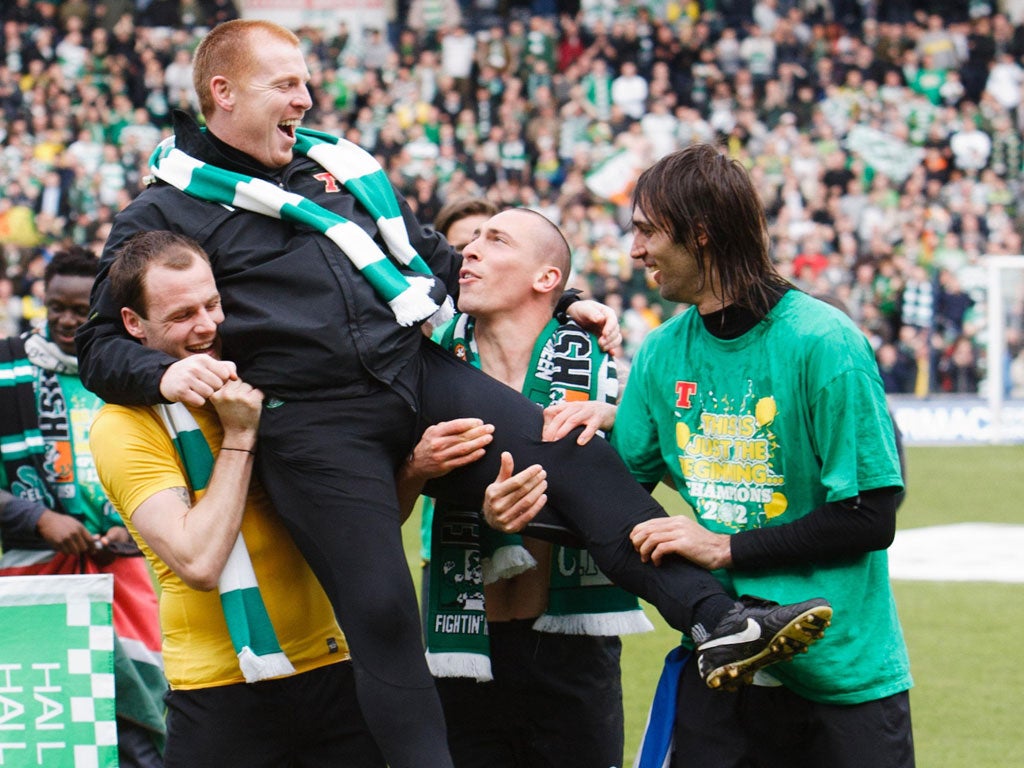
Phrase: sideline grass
[
  {"left": 404, "top": 445, "right": 1024, "bottom": 765},
  {"left": 898, "top": 445, "right": 1024, "bottom": 527}
]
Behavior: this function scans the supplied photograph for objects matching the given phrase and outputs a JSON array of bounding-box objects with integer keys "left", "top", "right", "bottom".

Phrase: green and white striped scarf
[
  {"left": 148, "top": 127, "right": 454, "bottom": 327},
  {"left": 155, "top": 402, "right": 294, "bottom": 683}
]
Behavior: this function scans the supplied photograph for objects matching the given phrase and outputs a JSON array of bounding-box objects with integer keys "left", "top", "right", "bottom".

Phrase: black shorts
[
  {"left": 162, "top": 662, "right": 384, "bottom": 768},
  {"left": 671, "top": 656, "right": 915, "bottom": 768},
  {"left": 436, "top": 619, "right": 624, "bottom": 768}
]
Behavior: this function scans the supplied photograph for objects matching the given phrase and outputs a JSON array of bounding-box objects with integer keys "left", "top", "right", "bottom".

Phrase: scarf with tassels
[
  {"left": 424, "top": 314, "right": 652, "bottom": 681},
  {"left": 148, "top": 127, "right": 454, "bottom": 328},
  {"left": 155, "top": 402, "right": 294, "bottom": 683}
]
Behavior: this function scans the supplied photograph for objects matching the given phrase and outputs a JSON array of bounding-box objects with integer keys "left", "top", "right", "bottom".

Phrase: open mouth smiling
[
  {"left": 278, "top": 119, "right": 300, "bottom": 139},
  {"left": 186, "top": 341, "right": 217, "bottom": 355}
]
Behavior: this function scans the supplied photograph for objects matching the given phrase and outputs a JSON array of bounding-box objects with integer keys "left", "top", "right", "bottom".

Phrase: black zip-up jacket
[{"left": 77, "top": 112, "right": 460, "bottom": 405}]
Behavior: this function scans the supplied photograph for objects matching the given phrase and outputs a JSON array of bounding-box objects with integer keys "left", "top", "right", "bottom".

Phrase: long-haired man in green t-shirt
[{"left": 619, "top": 144, "right": 914, "bottom": 767}]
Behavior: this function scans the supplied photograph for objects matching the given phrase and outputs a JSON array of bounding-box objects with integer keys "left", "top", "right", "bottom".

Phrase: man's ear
[
  {"left": 210, "top": 75, "right": 234, "bottom": 111},
  {"left": 121, "top": 307, "right": 146, "bottom": 342},
  {"left": 534, "top": 266, "right": 562, "bottom": 296}
]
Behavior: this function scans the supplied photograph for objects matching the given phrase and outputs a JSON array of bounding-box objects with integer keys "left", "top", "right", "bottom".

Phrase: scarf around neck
[
  {"left": 148, "top": 126, "right": 454, "bottom": 328},
  {"left": 0, "top": 330, "right": 116, "bottom": 542}
]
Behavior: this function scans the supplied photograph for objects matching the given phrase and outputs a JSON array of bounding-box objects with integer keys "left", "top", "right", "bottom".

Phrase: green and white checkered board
[{"left": 0, "top": 575, "right": 118, "bottom": 767}]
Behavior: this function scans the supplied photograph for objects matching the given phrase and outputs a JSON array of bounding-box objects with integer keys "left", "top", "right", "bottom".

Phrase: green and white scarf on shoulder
[
  {"left": 155, "top": 402, "right": 294, "bottom": 683},
  {"left": 424, "top": 314, "right": 652, "bottom": 681},
  {"left": 148, "top": 127, "right": 454, "bottom": 328}
]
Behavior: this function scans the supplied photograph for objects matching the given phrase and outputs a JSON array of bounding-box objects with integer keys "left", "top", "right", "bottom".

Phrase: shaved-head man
[{"left": 398, "top": 207, "right": 645, "bottom": 767}]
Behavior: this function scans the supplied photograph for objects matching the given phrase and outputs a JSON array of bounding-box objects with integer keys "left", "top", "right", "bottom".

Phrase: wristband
[
  {"left": 554, "top": 288, "right": 583, "bottom": 324},
  {"left": 221, "top": 446, "right": 255, "bottom": 456}
]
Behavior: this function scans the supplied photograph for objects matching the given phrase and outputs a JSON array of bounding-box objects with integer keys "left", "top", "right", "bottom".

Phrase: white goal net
[
  {"left": 985, "top": 255, "right": 1024, "bottom": 443},
  {"left": 889, "top": 254, "right": 1024, "bottom": 445}
]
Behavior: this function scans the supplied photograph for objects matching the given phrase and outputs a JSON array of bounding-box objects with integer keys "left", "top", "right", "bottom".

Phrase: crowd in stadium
[{"left": 2, "top": 0, "right": 1024, "bottom": 395}]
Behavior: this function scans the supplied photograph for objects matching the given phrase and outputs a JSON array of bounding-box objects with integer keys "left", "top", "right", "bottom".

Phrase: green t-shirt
[{"left": 612, "top": 290, "right": 911, "bottom": 705}]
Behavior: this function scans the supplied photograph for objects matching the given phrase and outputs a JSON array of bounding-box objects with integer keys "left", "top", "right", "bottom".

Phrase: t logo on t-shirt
[{"left": 675, "top": 380, "right": 697, "bottom": 409}]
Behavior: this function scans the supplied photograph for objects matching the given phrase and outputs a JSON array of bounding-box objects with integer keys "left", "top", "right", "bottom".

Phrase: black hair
[{"left": 43, "top": 246, "right": 99, "bottom": 288}]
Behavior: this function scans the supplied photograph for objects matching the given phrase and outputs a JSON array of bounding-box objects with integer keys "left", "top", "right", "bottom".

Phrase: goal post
[{"left": 985, "top": 254, "right": 1024, "bottom": 444}]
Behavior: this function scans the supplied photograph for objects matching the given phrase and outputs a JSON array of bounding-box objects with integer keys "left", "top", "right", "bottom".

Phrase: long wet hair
[{"left": 632, "top": 144, "right": 792, "bottom": 318}]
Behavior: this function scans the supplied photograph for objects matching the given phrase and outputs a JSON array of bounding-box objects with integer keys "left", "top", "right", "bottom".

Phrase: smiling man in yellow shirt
[{"left": 91, "top": 230, "right": 384, "bottom": 768}]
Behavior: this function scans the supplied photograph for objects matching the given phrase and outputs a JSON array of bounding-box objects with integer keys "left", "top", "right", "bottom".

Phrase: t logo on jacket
[{"left": 314, "top": 172, "right": 340, "bottom": 193}]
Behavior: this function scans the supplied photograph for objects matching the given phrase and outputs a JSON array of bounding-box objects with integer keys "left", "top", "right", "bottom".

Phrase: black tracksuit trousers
[{"left": 255, "top": 339, "right": 727, "bottom": 768}]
